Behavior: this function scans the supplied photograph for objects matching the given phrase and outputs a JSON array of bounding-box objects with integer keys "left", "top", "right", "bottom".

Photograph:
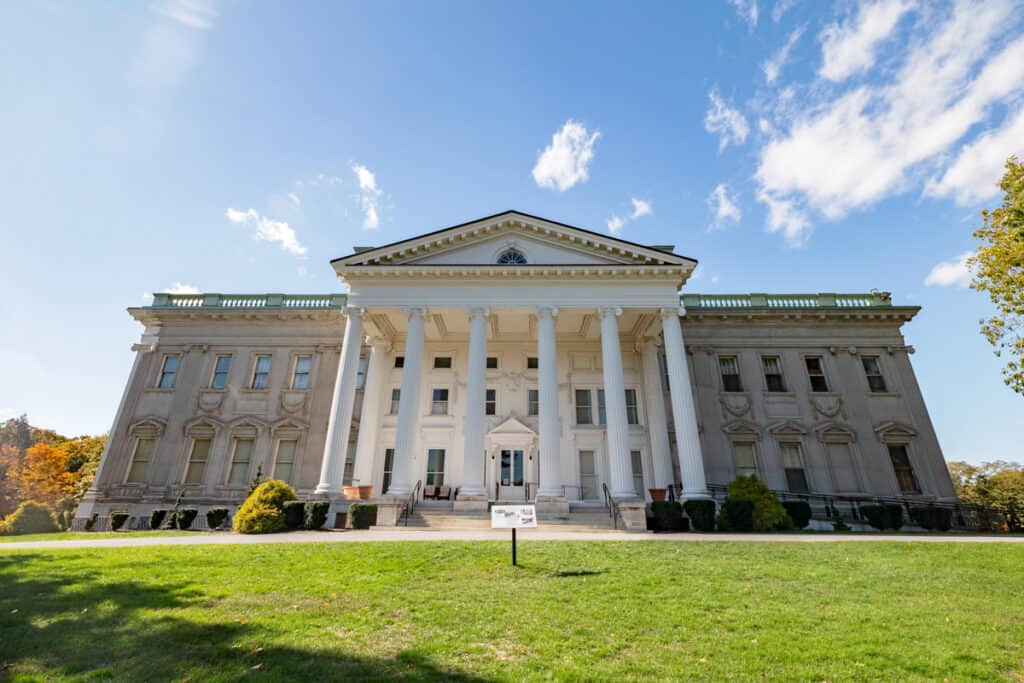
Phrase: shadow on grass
[{"left": 0, "top": 553, "right": 491, "bottom": 682}]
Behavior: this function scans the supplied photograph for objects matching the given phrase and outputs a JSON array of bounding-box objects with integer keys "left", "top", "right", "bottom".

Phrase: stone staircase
[{"left": 385, "top": 503, "right": 622, "bottom": 532}]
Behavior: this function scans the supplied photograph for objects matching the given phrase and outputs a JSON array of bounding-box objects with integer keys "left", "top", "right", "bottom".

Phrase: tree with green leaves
[{"left": 970, "top": 156, "right": 1024, "bottom": 395}]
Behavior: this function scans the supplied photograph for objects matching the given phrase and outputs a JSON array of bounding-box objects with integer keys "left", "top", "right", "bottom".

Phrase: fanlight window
[{"left": 497, "top": 248, "right": 527, "bottom": 265}]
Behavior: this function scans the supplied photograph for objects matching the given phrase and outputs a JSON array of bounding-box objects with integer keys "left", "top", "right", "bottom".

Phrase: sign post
[{"left": 490, "top": 504, "right": 537, "bottom": 566}]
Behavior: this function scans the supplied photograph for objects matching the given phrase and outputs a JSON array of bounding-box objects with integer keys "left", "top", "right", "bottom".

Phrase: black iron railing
[
  {"left": 602, "top": 483, "right": 621, "bottom": 529},
  {"left": 400, "top": 480, "right": 422, "bottom": 527}
]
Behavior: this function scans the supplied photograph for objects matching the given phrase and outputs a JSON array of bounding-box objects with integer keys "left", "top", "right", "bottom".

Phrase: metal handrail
[
  {"left": 523, "top": 481, "right": 539, "bottom": 502},
  {"left": 602, "top": 482, "right": 621, "bottom": 529},
  {"left": 401, "top": 480, "right": 422, "bottom": 527}
]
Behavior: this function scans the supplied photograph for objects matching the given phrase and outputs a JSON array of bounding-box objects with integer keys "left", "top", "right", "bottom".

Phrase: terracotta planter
[
  {"left": 648, "top": 487, "right": 667, "bottom": 502},
  {"left": 343, "top": 485, "right": 374, "bottom": 500}
]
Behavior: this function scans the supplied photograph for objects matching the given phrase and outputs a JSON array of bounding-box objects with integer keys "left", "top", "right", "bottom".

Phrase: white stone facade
[{"left": 76, "top": 212, "right": 955, "bottom": 527}]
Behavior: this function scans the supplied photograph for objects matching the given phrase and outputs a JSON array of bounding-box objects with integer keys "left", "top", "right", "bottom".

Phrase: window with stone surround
[
  {"left": 184, "top": 438, "right": 211, "bottom": 484},
  {"left": 804, "top": 356, "right": 829, "bottom": 392},
  {"left": 719, "top": 356, "right": 743, "bottom": 392},
  {"left": 227, "top": 438, "right": 253, "bottom": 486},
  {"left": 861, "top": 356, "right": 888, "bottom": 393},
  {"left": 433, "top": 356, "right": 452, "bottom": 369},
  {"left": 211, "top": 355, "right": 231, "bottom": 390},
  {"left": 527, "top": 356, "right": 539, "bottom": 369},
  {"left": 291, "top": 355, "right": 312, "bottom": 390},
  {"left": 426, "top": 448, "right": 446, "bottom": 485},
  {"left": 528, "top": 389, "right": 539, "bottom": 416},
  {"left": 731, "top": 441, "right": 758, "bottom": 479},
  {"left": 485, "top": 388, "right": 497, "bottom": 415},
  {"left": 382, "top": 448, "right": 395, "bottom": 493},
  {"left": 761, "top": 356, "right": 786, "bottom": 392},
  {"left": 575, "top": 389, "right": 593, "bottom": 425},
  {"left": 389, "top": 388, "right": 401, "bottom": 415},
  {"left": 158, "top": 355, "right": 179, "bottom": 389},
  {"left": 251, "top": 355, "right": 272, "bottom": 390},
  {"left": 274, "top": 439, "right": 297, "bottom": 484},
  {"left": 394, "top": 356, "right": 404, "bottom": 368},
  {"left": 431, "top": 388, "right": 449, "bottom": 415},
  {"left": 486, "top": 356, "right": 499, "bottom": 369},
  {"left": 126, "top": 437, "right": 155, "bottom": 483},
  {"left": 888, "top": 445, "right": 920, "bottom": 494},
  {"left": 780, "top": 443, "right": 809, "bottom": 492}
]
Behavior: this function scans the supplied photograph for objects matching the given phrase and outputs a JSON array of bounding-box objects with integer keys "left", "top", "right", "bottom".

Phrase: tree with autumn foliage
[
  {"left": 970, "top": 156, "right": 1024, "bottom": 396},
  {"left": 948, "top": 460, "right": 1024, "bottom": 532}
]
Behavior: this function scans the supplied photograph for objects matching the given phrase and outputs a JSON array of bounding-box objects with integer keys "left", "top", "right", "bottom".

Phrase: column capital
[
  {"left": 634, "top": 336, "right": 662, "bottom": 353},
  {"left": 598, "top": 305, "right": 623, "bottom": 319},
  {"left": 467, "top": 306, "right": 491, "bottom": 319},
  {"left": 365, "top": 335, "right": 392, "bottom": 352},
  {"left": 659, "top": 305, "right": 685, "bottom": 320},
  {"left": 345, "top": 306, "right": 366, "bottom": 320},
  {"left": 404, "top": 306, "right": 429, "bottom": 319},
  {"left": 535, "top": 305, "right": 559, "bottom": 319}
]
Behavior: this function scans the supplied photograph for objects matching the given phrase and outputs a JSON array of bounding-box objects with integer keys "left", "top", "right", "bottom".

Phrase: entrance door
[
  {"left": 579, "top": 450, "right": 599, "bottom": 500},
  {"left": 499, "top": 449, "right": 525, "bottom": 499}
]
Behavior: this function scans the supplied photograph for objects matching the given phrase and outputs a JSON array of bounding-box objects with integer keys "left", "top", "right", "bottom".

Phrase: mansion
[{"left": 76, "top": 211, "right": 955, "bottom": 530}]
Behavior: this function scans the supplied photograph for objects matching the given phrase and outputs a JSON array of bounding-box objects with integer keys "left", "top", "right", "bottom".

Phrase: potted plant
[
  {"left": 648, "top": 487, "right": 667, "bottom": 502},
  {"left": 343, "top": 485, "right": 374, "bottom": 500}
]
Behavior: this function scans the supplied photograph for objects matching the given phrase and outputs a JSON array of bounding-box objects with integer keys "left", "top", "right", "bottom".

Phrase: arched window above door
[{"left": 496, "top": 248, "right": 527, "bottom": 265}]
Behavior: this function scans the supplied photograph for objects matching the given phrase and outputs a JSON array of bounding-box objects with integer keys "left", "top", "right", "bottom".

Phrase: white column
[
  {"left": 640, "top": 339, "right": 674, "bottom": 488},
  {"left": 599, "top": 306, "right": 637, "bottom": 499},
  {"left": 352, "top": 336, "right": 390, "bottom": 489},
  {"left": 387, "top": 306, "right": 427, "bottom": 497},
  {"left": 460, "top": 307, "right": 490, "bottom": 497},
  {"left": 316, "top": 307, "right": 365, "bottom": 495},
  {"left": 535, "top": 306, "right": 563, "bottom": 500},
  {"left": 661, "top": 305, "right": 709, "bottom": 498}
]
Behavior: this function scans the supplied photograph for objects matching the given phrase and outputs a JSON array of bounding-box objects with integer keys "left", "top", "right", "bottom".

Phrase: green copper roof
[
  {"left": 680, "top": 292, "right": 898, "bottom": 310},
  {"left": 148, "top": 293, "right": 347, "bottom": 310}
]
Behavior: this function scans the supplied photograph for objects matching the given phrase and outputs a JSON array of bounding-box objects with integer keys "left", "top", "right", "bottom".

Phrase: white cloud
[
  {"left": 225, "top": 208, "right": 307, "bottom": 256},
  {"left": 754, "top": 0, "right": 1024, "bottom": 236},
  {"left": 133, "top": 0, "right": 217, "bottom": 95},
  {"left": 707, "top": 184, "right": 742, "bottom": 229},
  {"left": 607, "top": 215, "right": 626, "bottom": 235},
  {"left": 143, "top": 282, "right": 201, "bottom": 303},
  {"left": 350, "top": 163, "right": 383, "bottom": 230},
  {"left": 728, "top": 0, "right": 759, "bottom": 30},
  {"left": 819, "top": 0, "right": 914, "bottom": 82},
  {"left": 763, "top": 26, "right": 804, "bottom": 84},
  {"left": 705, "top": 89, "right": 750, "bottom": 152},
  {"left": 287, "top": 192, "right": 301, "bottom": 206},
  {"left": 924, "top": 251, "right": 974, "bottom": 287},
  {"left": 925, "top": 106, "right": 1024, "bottom": 205},
  {"left": 772, "top": 0, "right": 799, "bottom": 23},
  {"left": 532, "top": 120, "right": 600, "bottom": 192},
  {"left": 630, "top": 197, "right": 652, "bottom": 219},
  {"left": 153, "top": 0, "right": 218, "bottom": 30}
]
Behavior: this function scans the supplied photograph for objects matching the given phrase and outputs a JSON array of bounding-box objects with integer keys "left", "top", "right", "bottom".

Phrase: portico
[{"left": 313, "top": 212, "right": 710, "bottom": 521}]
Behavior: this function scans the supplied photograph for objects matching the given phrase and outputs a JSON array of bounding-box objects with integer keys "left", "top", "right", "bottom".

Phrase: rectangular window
[
  {"left": 762, "top": 356, "right": 786, "bottom": 392},
  {"left": 862, "top": 356, "right": 888, "bottom": 393},
  {"left": 780, "top": 443, "right": 809, "bottom": 492},
  {"left": 527, "top": 357, "right": 539, "bottom": 369},
  {"left": 888, "top": 445, "right": 919, "bottom": 493},
  {"left": 394, "top": 356, "right": 405, "bottom": 368},
  {"left": 527, "top": 389, "right": 539, "bottom": 416},
  {"left": 382, "top": 448, "right": 395, "bottom": 494},
  {"left": 485, "top": 388, "right": 497, "bottom": 416},
  {"left": 158, "top": 355, "right": 179, "bottom": 389},
  {"left": 433, "top": 356, "right": 452, "bottom": 369},
  {"left": 625, "top": 389, "right": 639, "bottom": 425},
  {"left": 274, "top": 439, "right": 297, "bottom": 484},
  {"left": 597, "top": 389, "right": 607, "bottom": 425},
  {"left": 575, "top": 389, "right": 593, "bottom": 425},
  {"left": 291, "top": 355, "right": 312, "bottom": 390},
  {"left": 251, "top": 355, "right": 272, "bottom": 390},
  {"left": 227, "top": 438, "right": 253, "bottom": 486},
  {"left": 630, "top": 450, "right": 644, "bottom": 497},
  {"left": 431, "top": 388, "right": 449, "bottom": 415},
  {"left": 184, "top": 438, "right": 210, "bottom": 484},
  {"left": 732, "top": 442, "right": 757, "bottom": 479},
  {"left": 211, "top": 355, "right": 231, "bottom": 390},
  {"left": 486, "top": 357, "right": 498, "bottom": 369},
  {"left": 719, "top": 356, "right": 743, "bottom": 392},
  {"left": 805, "top": 356, "right": 829, "bottom": 393},
  {"left": 426, "top": 448, "right": 446, "bottom": 486},
  {"left": 127, "top": 437, "right": 155, "bottom": 483},
  {"left": 389, "top": 388, "right": 401, "bottom": 415}
]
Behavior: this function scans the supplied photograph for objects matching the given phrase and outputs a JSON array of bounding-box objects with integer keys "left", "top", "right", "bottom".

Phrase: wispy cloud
[
  {"left": 763, "top": 26, "right": 804, "bottom": 84},
  {"left": 351, "top": 163, "right": 383, "bottom": 230},
  {"left": 226, "top": 208, "right": 307, "bottom": 256},
  {"left": 728, "top": 0, "right": 759, "bottom": 30},
  {"left": 143, "top": 282, "right": 201, "bottom": 303},
  {"left": 133, "top": 0, "right": 218, "bottom": 95},
  {"left": 819, "top": 0, "right": 914, "bottom": 82},
  {"left": 153, "top": 0, "right": 218, "bottom": 30},
  {"left": 705, "top": 89, "right": 750, "bottom": 152},
  {"left": 771, "top": 0, "right": 799, "bottom": 23},
  {"left": 532, "top": 120, "right": 600, "bottom": 191},
  {"left": 924, "top": 251, "right": 974, "bottom": 287},
  {"left": 707, "top": 184, "right": 742, "bottom": 229},
  {"left": 607, "top": 197, "right": 653, "bottom": 235}
]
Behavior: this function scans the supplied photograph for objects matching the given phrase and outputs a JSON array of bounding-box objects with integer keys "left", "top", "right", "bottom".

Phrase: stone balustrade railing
[
  {"left": 681, "top": 292, "right": 893, "bottom": 310},
  {"left": 149, "top": 293, "right": 347, "bottom": 309}
]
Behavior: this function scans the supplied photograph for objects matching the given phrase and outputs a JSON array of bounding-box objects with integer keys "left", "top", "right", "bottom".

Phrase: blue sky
[{"left": 1, "top": 0, "right": 1021, "bottom": 464}]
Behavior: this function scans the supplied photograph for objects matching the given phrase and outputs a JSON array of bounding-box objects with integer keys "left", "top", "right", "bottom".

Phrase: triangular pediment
[
  {"left": 332, "top": 211, "right": 695, "bottom": 269},
  {"left": 487, "top": 416, "right": 536, "bottom": 436}
]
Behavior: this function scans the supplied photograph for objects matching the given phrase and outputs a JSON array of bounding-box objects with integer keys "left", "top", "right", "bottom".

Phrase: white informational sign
[{"left": 491, "top": 504, "right": 537, "bottom": 529}]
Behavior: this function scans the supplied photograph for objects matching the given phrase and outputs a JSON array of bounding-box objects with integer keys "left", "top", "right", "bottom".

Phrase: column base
[
  {"left": 616, "top": 501, "right": 650, "bottom": 533},
  {"left": 314, "top": 484, "right": 344, "bottom": 496},
  {"left": 453, "top": 494, "right": 489, "bottom": 512},
  {"left": 372, "top": 500, "right": 406, "bottom": 527},
  {"left": 681, "top": 490, "right": 712, "bottom": 501},
  {"left": 534, "top": 495, "right": 570, "bottom": 514}
]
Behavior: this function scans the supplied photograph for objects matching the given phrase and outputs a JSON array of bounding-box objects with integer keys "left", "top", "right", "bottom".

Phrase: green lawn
[
  {"left": 0, "top": 531, "right": 197, "bottom": 544},
  {"left": 1, "top": 541, "right": 1022, "bottom": 681}
]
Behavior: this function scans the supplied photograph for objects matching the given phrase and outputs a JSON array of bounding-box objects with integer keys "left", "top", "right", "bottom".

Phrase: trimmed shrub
[
  {"left": 860, "top": 504, "right": 904, "bottom": 531},
  {"left": 150, "top": 509, "right": 168, "bottom": 530},
  {"left": 206, "top": 508, "right": 229, "bottom": 530},
  {"left": 233, "top": 480, "right": 297, "bottom": 534},
  {"left": 717, "top": 498, "right": 755, "bottom": 531},
  {"left": 84, "top": 513, "right": 99, "bottom": 531},
  {"left": 171, "top": 508, "right": 198, "bottom": 530},
  {"left": 304, "top": 501, "right": 330, "bottom": 530},
  {"left": 649, "top": 501, "right": 685, "bottom": 532},
  {"left": 910, "top": 506, "right": 953, "bottom": 532},
  {"left": 683, "top": 499, "right": 716, "bottom": 532},
  {"left": 110, "top": 512, "right": 129, "bottom": 531},
  {"left": 782, "top": 501, "right": 813, "bottom": 529},
  {"left": 283, "top": 501, "right": 306, "bottom": 530},
  {"left": 4, "top": 501, "right": 59, "bottom": 535},
  {"left": 348, "top": 503, "right": 378, "bottom": 529},
  {"left": 725, "top": 476, "right": 792, "bottom": 531}
]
